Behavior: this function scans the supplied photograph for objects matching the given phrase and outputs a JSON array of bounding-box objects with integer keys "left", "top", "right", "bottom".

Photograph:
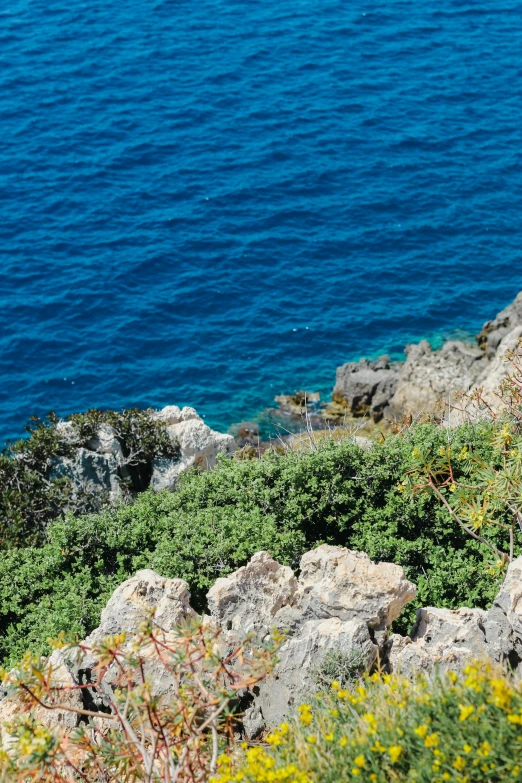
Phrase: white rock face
[
  {"left": 208, "top": 545, "right": 416, "bottom": 727},
  {"left": 484, "top": 556, "right": 522, "bottom": 665},
  {"left": 150, "top": 407, "right": 235, "bottom": 490},
  {"left": 86, "top": 569, "right": 195, "bottom": 647},
  {"left": 207, "top": 551, "right": 298, "bottom": 637},
  {"left": 388, "top": 607, "right": 488, "bottom": 675}
]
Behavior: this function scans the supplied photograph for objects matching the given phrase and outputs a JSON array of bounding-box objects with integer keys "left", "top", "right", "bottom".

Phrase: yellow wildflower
[
  {"left": 354, "top": 755, "right": 365, "bottom": 768},
  {"left": 453, "top": 756, "right": 466, "bottom": 771},
  {"left": 459, "top": 704, "right": 474, "bottom": 721},
  {"left": 413, "top": 724, "right": 428, "bottom": 738},
  {"left": 388, "top": 745, "right": 403, "bottom": 764},
  {"left": 424, "top": 732, "right": 439, "bottom": 748}
]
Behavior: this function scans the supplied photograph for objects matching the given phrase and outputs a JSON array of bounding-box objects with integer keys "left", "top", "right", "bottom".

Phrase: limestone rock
[
  {"left": 207, "top": 551, "right": 298, "bottom": 637},
  {"left": 388, "top": 607, "right": 488, "bottom": 675},
  {"left": 150, "top": 408, "right": 235, "bottom": 491},
  {"left": 50, "top": 447, "right": 122, "bottom": 503},
  {"left": 390, "top": 340, "right": 485, "bottom": 416},
  {"left": 86, "top": 569, "right": 195, "bottom": 647},
  {"left": 477, "top": 292, "right": 522, "bottom": 358},
  {"left": 333, "top": 356, "right": 398, "bottom": 421},
  {"left": 208, "top": 545, "right": 416, "bottom": 727},
  {"left": 484, "top": 556, "right": 522, "bottom": 666}
]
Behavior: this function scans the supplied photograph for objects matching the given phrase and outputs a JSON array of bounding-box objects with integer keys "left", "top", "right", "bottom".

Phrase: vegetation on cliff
[{"left": 0, "top": 415, "right": 515, "bottom": 668}]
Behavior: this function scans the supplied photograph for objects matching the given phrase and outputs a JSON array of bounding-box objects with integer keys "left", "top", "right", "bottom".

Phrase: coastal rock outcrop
[
  {"left": 50, "top": 406, "right": 235, "bottom": 502},
  {"left": 332, "top": 292, "right": 522, "bottom": 421},
  {"left": 208, "top": 545, "right": 416, "bottom": 727},
  {"left": 5, "top": 548, "right": 522, "bottom": 737},
  {"left": 151, "top": 406, "right": 235, "bottom": 491},
  {"left": 390, "top": 340, "right": 485, "bottom": 416},
  {"left": 333, "top": 356, "right": 398, "bottom": 421}
]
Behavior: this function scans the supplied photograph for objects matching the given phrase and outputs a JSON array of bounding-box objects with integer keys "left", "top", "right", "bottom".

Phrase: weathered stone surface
[
  {"left": 50, "top": 447, "right": 122, "bottom": 503},
  {"left": 388, "top": 607, "right": 488, "bottom": 675},
  {"left": 333, "top": 356, "right": 398, "bottom": 421},
  {"left": 390, "top": 340, "right": 485, "bottom": 417},
  {"left": 477, "top": 292, "right": 522, "bottom": 359},
  {"left": 150, "top": 408, "right": 235, "bottom": 491},
  {"left": 85, "top": 569, "right": 195, "bottom": 647},
  {"left": 484, "top": 556, "right": 522, "bottom": 666},
  {"left": 207, "top": 551, "right": 298, "bottom": 637},
  {"left": 208, "top": 545, "right": 416, "bottom": 727}
]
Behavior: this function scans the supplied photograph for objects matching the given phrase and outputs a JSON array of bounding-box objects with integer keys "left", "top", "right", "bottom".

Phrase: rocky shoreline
[
  {"left": 11, "top": 291, "right": 522, "bottom": 512},
  {"left": 265, "top": 290, "right": 522, "bottom": 433}
]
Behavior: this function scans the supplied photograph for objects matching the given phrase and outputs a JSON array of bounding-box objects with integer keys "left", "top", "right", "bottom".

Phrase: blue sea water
[{"left": 1, "top": 0, "right": 522, "bottom": 441}]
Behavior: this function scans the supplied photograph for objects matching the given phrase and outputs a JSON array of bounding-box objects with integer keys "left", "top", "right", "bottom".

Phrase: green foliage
[
  {"left": 311, "top": 649, "right": 364, "bottom": 691},
  {"left": 405, "top": 418, "right": 522, "bottom": 563},
  {"left": 214, "top": 661, "right": 522, "bottom": 782},
  {"left": 0, "top": 619, "right": 277, "bottom": 782},
  {"left": 0, "top": 420, "right": 512, "bottom": 668},
  {"left": 0, "top": 408, "right": 180, "bottom": 547}
]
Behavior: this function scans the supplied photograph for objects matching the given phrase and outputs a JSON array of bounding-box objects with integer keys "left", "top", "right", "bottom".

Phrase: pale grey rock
[
  {"left": 153, "top": 405, "right": 183, "bottom": 425},
  {"left": 50, "top": 447, "right": 122, "bottom": 503},
  {"left": 388, "top": 607, "right": 488, "bottom": 675},
  {"left": 471, "top": 325, "right": 522, "bottom": 413},
  {"left": 484, "top": 556, "right": 522, "bottom": 666},
  {"left": 477, "top": 292, "right": 522, "bottom": 359},
  {"left": 86, "top": 569, "right": 195, "bottom": 647},
  {"left": 85, "top": 423, "right": 124, "bottom": 459},
  {"left": 390, "top": 340, "right": 485, "bottom": 417},
  {"left": 208, "top": 545, "right": 416, "bottom": 728},
  {"left": 333, "top": 356, "right": 398, "bottom": 421},
  {"left": 207, "top": 551, "right": 298, "bottom": 637},
  {"left": 150, "top": 411, "right": 235, "bottom": 491},
  {"left": 55, "top": 420, "right": 80, "bottom": 446}
]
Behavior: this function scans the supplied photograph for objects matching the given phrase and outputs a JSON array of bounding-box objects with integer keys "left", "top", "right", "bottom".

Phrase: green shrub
[
  {"left": 0, "top": 420, "right": 513, "bottom": 668},
  {"left": 0, "top": 408, "right": 179, "bottom": 546},
  {"left": 213, "top": 661, "right": 522, "bottom": 782}
]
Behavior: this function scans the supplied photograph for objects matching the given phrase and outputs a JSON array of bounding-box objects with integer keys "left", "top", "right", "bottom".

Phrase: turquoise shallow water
[{"left": 1, "top": 0, "right": 522, "bottom": 440}]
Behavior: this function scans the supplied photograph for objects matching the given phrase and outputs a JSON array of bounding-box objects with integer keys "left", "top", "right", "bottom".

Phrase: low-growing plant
[
  {"left": 213, "top": 661, "right": 522, "bottom": 782},
  {"left": 0, "top": 615, "right": 278, "bottom": 782},
  {"left": 405, "top": 342, "right": 522, "bottom": 567},
  {"left": 311, "top": 649, "right": 364, "bottom": 691},
  {"left": 0, "top": 419, "right": 512, "bottom": 667}
]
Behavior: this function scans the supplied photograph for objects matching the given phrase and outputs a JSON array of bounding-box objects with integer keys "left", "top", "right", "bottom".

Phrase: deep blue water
[{"left": 1, "top": 0, "right": 522, "bottom": 441}]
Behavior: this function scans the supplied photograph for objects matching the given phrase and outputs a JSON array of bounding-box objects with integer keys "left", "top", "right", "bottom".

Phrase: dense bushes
[
  {"left": 0, "top": 419, "right": 513, "bottom": 668},
  {"left": 0, "top": 409, "right": 179, "bottom": 546},
  {"left": 213, "top": 661, "right": 522, "bottom": 782}
]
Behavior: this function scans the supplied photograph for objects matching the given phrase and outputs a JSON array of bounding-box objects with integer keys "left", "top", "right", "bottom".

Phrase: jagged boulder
[
  {"left": 150, "top": 406, "right": 235, "bottom": 491},
  {"left": 477, "top": 292, "right": 522, "bottom": 358},
  {"left": 208, "top": 545, "right": 416, "bottom": 727},
  {"left": 387, "top": 607, "right": 488, "bottom": 675},
  {"left": 332, "top": 356, "right": 399, "bottom": 421},
  {"left": 85, "top": 569, "right": 195, "bottom": 646},
  {"left": 484, "top": 556, "right": 522, "bottom": 667},
  {"left": 390, "top": 340, "right": 486, "bottom": 417}
]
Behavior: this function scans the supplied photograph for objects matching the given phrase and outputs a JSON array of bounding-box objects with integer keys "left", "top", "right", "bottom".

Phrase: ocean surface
[{"left": 1, "top": 0, "right": 522, "bottom": 441}]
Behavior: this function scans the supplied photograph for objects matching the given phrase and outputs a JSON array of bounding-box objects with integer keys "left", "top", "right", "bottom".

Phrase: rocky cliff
[
  {"left": 333, "top": 291, "right": 522, "bottom": 421},
  {"left": 4, "top": 545, "right": 522, "bottom": 738}
]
